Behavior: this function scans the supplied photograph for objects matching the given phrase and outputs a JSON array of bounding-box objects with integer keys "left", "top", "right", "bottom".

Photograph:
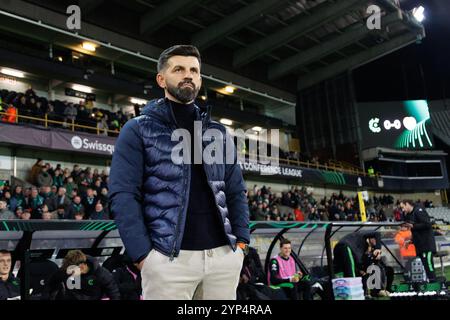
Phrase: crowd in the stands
[
  {"left": 0, "top": 87, "right": 135, "bottom": 136},
  {"left": 0, "top": 159, "right": 110, "bottom": 220}
]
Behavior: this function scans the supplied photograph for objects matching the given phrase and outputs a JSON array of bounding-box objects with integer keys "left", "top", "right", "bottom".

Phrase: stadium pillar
[
  {"left": 357, "top": 192, "right": 367, "bottom": 222},
  {"left": 324, "top": 224, "right": 335, "bottom": 300},
  {"left": 12, "top": 148, "right": 17, "bottom": 177}
]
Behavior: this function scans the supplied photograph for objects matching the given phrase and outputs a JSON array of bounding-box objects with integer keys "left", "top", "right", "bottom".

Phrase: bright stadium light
[
  {"left": 220, "top": 118, "right": 233, "bottom": 126},
  {"left": 412, "top": 6, "right": 425, "bottom": 22},
  {"left": 252, "top": 126, "right": 262, "bottom": 132},
  {"left": 130, "top": 98, "right": 147, "bottom": 105},
  {"left": 82, "top": 41, "right": 97, "bottom": 52},
  {"left": 224, "top": 86, "right": 235, "bottom": 94},
  {"left": 72, "top": 84, "right": 93, "bottom": 93},
  {"left": 1, "top": 68, "right": 25, "bottom": 78}
]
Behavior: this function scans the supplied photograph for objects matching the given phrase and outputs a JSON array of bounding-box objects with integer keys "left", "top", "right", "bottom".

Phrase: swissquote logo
[
  {"left": 70, "top": 135, "right": 115, "bottom": 154},
  {"left": 71, "top": 136, "right": 83, "bottom": 149}
]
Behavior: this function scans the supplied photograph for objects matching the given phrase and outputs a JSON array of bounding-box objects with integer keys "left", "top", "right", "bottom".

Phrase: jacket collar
[{"left": 140, "top": 98, "right": 212, "bottom": 127}]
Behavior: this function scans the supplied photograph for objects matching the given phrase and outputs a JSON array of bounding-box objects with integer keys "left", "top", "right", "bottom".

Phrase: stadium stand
[{"left": 427, "top": 207, "right": 450, "bottom": 224}]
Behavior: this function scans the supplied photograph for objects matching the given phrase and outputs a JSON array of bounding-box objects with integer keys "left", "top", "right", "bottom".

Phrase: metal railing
[{"left": 0, "top": 107, "right": 120, "bottom": 136}]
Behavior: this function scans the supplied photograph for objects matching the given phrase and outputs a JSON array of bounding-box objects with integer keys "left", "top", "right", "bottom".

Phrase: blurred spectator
[
  {"left": 46, "top": 187, "right": 70, "bottom": 212},
  {"left": 30, "top": 158, "right": 44, "bottom": 185},
  {"left": 37, "top": 166, "right": 53, "bottom": 187},
  {"left": 344, "top": 201, "right": 356, "bottom": 221},
  {"left": 68, "top": 196, "right": 85, "bottom": 220},
  {"left": 82, "top": 188, "right": 97, "bottom": 219},
  {"left": 93, "top": 179, "right": 103, "bottom": 195},
  {"left": 45, "top": 163, "right": 55, "bottom": 177},
  {"left": 74, "top": 211, "right": 85, "bottom": 221},
  {"left": 53, "top": 169, "right": 64, "bottom": 188},
  {"left": 1, "top": 104, "right": 17, "bottom": 123},
  {"left": 45, "top": 103, "right": 59, "bottom": 125},
  {"left": 28, "top": 188, "right": 44, "bottom": 219},
  {"left": 63, "top": 102, "right": 77, "bottom": 126},
  {"left": 3, "top": 190, "right": 11, "bottom": 207},
  {"left": 21, "top": 209, "right": 31, "bottom": 220},
  {"left": 64, "top": 176, "right": 78, "bottom": 198},
  {"left": 393, "top": 206, "right": 404, "bottom": 222},
  {"left": 39, "top": 186, "right": 53, "bottom": 201},
  {"left": 308, "top": 206, "right": 320, "bottom": 221},
  {"left": 424, "top": 200, "right": 434, "bottom": 208},
  {"left": 42, "top": 204, "right": 57, "bottom": 220},
  {"left": 294, "top": 204, "right": 305, "bottom": 221},
  {"left": 90, "top": 202, "right": 109, "bottom": 220},
  {"left": 15, "top": 207, "right": 23, "bottom": 219},
  {"left": 0, "top": 199, "right": 15, "bottom": 219},
  {"left": 53, "top": 204, "right": 68, "bottom": 220},
  {"left": 9, "top": 185, "right": 25, "bottom": 213}
]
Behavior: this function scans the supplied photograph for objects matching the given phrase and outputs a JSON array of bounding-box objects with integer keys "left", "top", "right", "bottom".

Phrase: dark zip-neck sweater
[{"left": 170, "top": 100, "right": 228, "bottom": 250}]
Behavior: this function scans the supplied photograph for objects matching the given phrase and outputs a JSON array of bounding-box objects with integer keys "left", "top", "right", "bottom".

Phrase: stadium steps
[{"left": 427, "top": 207, "right": 450, "bottom": 224}]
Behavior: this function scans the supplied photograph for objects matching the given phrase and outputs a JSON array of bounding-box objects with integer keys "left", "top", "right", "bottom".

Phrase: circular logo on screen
[{"left": 71, "top": 136, "right": 83, "bottom": 149}]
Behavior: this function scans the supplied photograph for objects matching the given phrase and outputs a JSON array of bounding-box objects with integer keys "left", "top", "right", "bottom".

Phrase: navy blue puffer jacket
[{"left": 109, "top": 98, "right": 250, "bottom": 262}]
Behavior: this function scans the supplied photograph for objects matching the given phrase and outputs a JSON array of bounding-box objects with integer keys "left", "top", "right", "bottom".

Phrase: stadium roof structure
[{"left": 0, "top": 0, "right": 424, "bottom": 109}]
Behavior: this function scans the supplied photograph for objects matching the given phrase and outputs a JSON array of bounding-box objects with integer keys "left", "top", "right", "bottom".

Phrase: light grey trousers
[{"left": 141, "top": 245, "right": 244, "bottom": 300}]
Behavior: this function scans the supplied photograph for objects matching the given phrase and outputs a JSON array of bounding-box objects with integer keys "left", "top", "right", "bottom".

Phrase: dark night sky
[{"left": 353, "top": 0, "right": 450, "bottom": 102}]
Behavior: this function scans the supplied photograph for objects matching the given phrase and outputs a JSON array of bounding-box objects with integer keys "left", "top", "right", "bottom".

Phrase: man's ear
[{"left": 156, "top": 73, "right": 166, "bottom": 89}]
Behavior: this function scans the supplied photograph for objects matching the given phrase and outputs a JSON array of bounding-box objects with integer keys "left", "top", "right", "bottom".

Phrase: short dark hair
[
  {"left": 402, "top": 199, "right": 415, "bottom": 206},
  {"left": 280, "top": 238, "right": 291, "bottom": 248},
  {"left": 157, "top": 45, "right": 201, "bottom": 72},
  {"left": 0, "top": 249, "right": 11, "bottom": 255}
]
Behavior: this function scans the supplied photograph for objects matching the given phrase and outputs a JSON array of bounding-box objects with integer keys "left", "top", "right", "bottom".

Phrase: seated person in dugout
[
  {"left": 361, "top": 236, "right": 394, "bottom": 297},
  {"left": 237, "top": 246, "right": 288, "bottom": 300},
  {"left": 333, "top": 231, "right": 393, "bottom": 297},
  {"left": 268, "top": 238, "right": 312, "bottom": 300},
  {"left": 0, "top": 250, "right": 20, "bottom": 300},
  {"left": 333, "top": 231, "right": 382, "bottom": 278},
  {"left": 43, "top": 250, "right": 120, "bottom": 300}
]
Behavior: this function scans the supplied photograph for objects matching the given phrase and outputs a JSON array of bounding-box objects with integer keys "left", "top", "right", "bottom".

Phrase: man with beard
[
  {"left": 400, "top": 200, "right": 437, "bottom": 281},
  {"left": 110, "top": 45, "right": 249, "bottom": 300}
]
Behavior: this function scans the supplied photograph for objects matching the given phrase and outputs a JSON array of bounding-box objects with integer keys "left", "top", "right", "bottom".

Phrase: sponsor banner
[
  {"left": 240, "top": 161, "right": 379, "bottom": 188},
  {"left": 0, "top": 123, "right": 115, "bottom": 156},
  {"left": 65, "top": 88, "right": 96, "bottom": 101},
  {"left": 239, "top": 162, "right": 303, "bottom": 178},
  {"left": 0, "top": 123, "right": 380, "bottom": 189}
]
